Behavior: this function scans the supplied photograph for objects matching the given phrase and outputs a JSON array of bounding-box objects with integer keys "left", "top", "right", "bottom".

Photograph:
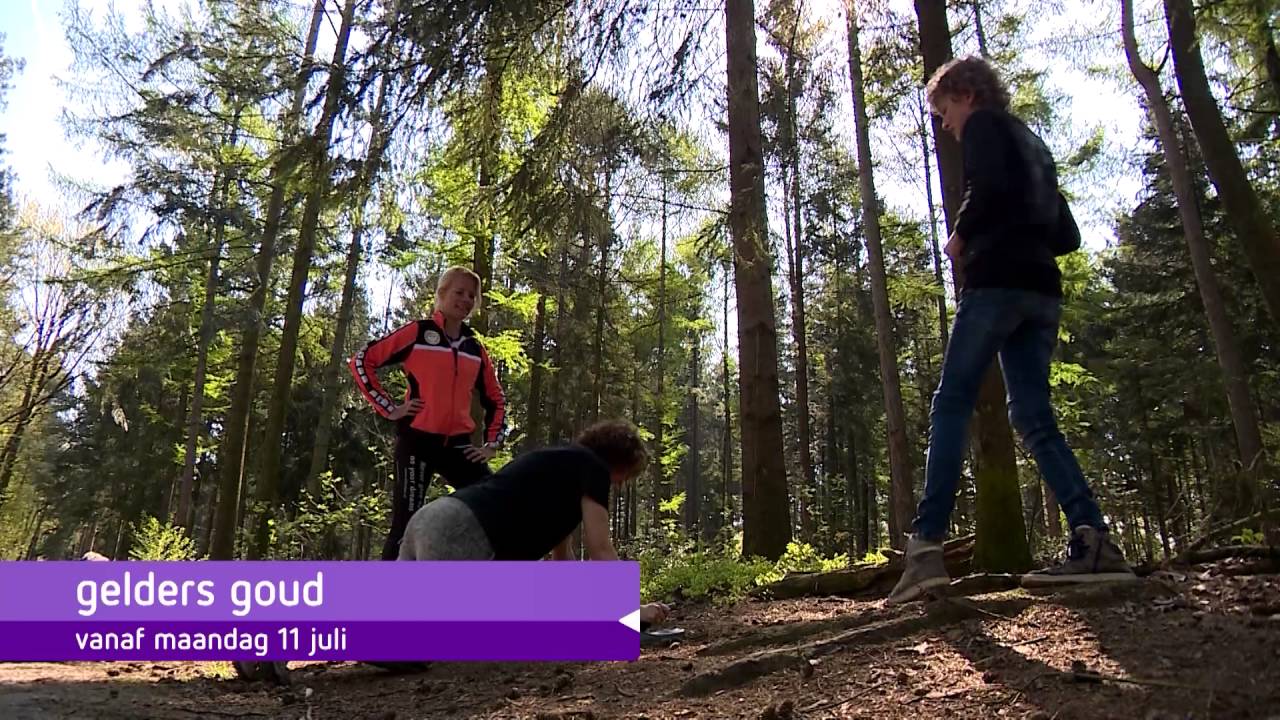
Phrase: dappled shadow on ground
[{"left": 2, "top": 571, "right": 1278, "bottom": 719}]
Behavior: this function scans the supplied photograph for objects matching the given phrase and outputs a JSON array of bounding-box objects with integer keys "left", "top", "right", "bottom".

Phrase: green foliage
[
  {"left": 1231, "top": 527, "right": 1264, "bottom": 545},
  {"left": 278, "top": 475, "right": 384, "bottom": 560},
  {"left": 754, "top": 541, "right": 851, "bottom": 586},
  {"left": 128, "top": 516, "right": 198, "bottom": 561},
  {"left": 640, "top": 549, "right": 774, "bottom": 605},
  {"left": 640, "top": 541, "right": 852, "bottom": 605}
]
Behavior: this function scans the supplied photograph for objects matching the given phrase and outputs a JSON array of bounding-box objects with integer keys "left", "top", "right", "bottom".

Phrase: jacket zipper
[{"left": 450, "top": 340, "right": 459, "bottom": 437}]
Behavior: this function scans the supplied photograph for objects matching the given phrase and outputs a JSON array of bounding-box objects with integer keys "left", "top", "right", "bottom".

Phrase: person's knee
[
  {"left": 931, "top": 381, "right": 976, "bottom": 417},
  {"left": 1008, "top": 398, "right": 1057, "bottom": 442}
]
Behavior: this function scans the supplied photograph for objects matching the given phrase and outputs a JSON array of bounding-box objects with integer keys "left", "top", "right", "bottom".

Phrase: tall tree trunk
[
  {"left": 722, "top": 259, "right": 735, "bottom": 534},
  {"left": 523, "top": 287, "right": 549, "bottom": 451},
  {"left": 210, "top": 0, "right": 325, "bottom": 560},
  {"left": 304, "top": 73, "right": 395, "bottom": 498},
  {"left": 546, "top": 246, "right": 571, "bottom": 444},
  {"left": 782, "top": 36, "right": 816, "bottom": 539},
  {"left": 846, "top": 1, "right": 917, "bottom": 549},
  {"left": 914, "top": 0, "right": 1031, "bottom": 573},
  {"left": 175, "top": 108, "right": 243, "bottom": 529},
  {"left": 918, "top": 90, "right": 950, "bottom": 349},
  {"left": 1164, "top": 0, "right": 1280, "bottom": 327},
  {"left": 0, "top": 346, "right": 54, "bottom": 501},
  {"left": 1123, "top": 0, "right": 1266, "bottom": 517},
  {"left": 1044, "top": 479, "right": 1061, "bottom": 538},
  {"left": 0, "top": 296, "right": 66, "bottom": 503},
  {"left": 972, "top": 0, "right": 990, "bottom": 56},
  {"left": 826, "top": 387, "right": 839, "bottom": 549},
  {"left": 470, "top": 48, "right": 503, "bottom": 335},
  {"left": 592, "top": 178, "right": 612, "bottom": 426},
  {"left": 726, "top": 0, "right": 792, "bottom": 560},
  {"left": 653, "top": 177, "right": 668, "bottom": 524},
  {"left": 1263, "top": 22, "right": 1280, "bottom": 111},
  {"left": 250, "top": 0, "right": 358, "bottom": 559},
  {"left": 687, "top": 337, "right": 702, "bottom": 539},
  {"left": 23, "top": 506, "right": 46, "bottom": 560}
]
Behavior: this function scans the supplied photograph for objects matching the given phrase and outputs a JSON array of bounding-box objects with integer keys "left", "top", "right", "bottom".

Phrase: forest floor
[{"left": 2, "top": 555, "right": 1279, "bottom": 720}]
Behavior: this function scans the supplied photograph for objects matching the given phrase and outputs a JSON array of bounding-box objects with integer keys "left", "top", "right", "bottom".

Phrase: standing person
[
  {"left": 349, "top": 266, "right": 508, "bottom": 561},
  {"left": 888, "top": 57, "right": 1134, "bottom": 606},
  {"left": 398, "top": 418, "right": 670, "bottom": 625}
]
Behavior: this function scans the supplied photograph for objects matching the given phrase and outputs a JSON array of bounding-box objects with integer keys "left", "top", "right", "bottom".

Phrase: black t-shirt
[{"left": 452, "top": 445, "right": 612, "bottom": 560}]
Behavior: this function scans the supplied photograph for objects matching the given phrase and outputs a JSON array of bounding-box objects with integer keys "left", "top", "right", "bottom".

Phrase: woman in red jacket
[{"left": 349, "top": 266, "right": 507, "bottom": 560}]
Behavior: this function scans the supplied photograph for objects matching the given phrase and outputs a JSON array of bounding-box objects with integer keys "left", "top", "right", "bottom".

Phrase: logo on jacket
[{"left": 424, "top": 330, "right": 441, "bottom": 344}]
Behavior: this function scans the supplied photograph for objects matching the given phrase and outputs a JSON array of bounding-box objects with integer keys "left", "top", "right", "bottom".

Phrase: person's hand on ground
[
  {"left": 388, "top": 399, "right": 423, "bottom": 420},
  {"left": 462, "top": 443, "right": 497, "bottom": 463},
  {"left": 640, "top": 602, "right": 670, "bottom": 626}
]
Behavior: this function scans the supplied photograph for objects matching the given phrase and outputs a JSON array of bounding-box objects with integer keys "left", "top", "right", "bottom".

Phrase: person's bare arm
[
  {"left": 580, "top": 497, "right": 618, "bottom": 561},
  {"left": 551, "top": 535, "right": 574, "bottom": 561}
]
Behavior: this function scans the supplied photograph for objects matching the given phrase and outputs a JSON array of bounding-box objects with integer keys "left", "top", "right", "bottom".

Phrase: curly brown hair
[
  {"left": 926, "top": 56, "right": 1011, "bottom": 111},
  {"left": 576, "top": 419, "right": 648, "bottom": 478}
]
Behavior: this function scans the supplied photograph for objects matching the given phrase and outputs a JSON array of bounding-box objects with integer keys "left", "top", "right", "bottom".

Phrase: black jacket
[{"left": 955, "top": 108, "right": 1064, "bottom": 297}]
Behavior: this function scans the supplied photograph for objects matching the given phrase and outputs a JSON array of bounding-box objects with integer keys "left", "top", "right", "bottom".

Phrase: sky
[{"left": 2, "top": 0, "right": 1148, "bottom": 250}]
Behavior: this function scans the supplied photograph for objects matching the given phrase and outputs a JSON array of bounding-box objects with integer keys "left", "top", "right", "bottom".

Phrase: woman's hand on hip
[
  {"left": 462, "top": 443, "right": 497, "bottom": 463},
  {"left": 388, "top": 399, "right": 423, "bottom": 420}
]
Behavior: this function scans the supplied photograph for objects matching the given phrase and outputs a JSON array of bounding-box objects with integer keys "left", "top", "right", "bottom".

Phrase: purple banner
[
  {"left": 0, "top": 562, "right": 641, "bottom": 661},
  {"left": 0, "top": 621, "right": 638, "bottom": 662},
  {"left": 0, "top": 562, "right": 636, "bottom": 621}
]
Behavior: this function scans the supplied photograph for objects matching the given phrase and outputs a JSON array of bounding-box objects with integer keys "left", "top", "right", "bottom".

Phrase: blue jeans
[{"left": 913, "top": 288, "right": 1105, "bottom": 541}]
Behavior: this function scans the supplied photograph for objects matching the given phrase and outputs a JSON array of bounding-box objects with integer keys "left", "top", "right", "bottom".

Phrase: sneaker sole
[
  {"left": 886, "top": 576, "right": 950, "bottom": 605},
  {"left": 1021, "top": 572, "right": 1137, "bottom": 588}
]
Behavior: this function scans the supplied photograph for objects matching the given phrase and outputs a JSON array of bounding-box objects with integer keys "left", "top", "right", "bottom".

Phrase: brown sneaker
[
  {"left": 886, "top": 536, "right": 951, "bottom": 605},
  {"left": 1022, "top": 526, "right": 1136, "bottom": 587}
]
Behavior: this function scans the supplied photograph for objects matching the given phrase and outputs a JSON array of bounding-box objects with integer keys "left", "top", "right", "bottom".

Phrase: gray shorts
[{"left": 397, "top": 496, "right": 495, "bottom": 561}]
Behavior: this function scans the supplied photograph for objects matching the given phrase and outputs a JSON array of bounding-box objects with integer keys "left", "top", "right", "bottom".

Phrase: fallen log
[
  {"left": 1176, "top": 510, "right": 1280, "bottom": 563},
  {"left": 751, "top": 537, "right": 975, "bottom": 600},
  {"left": 1177, "top": 544, "right": 1280, "bottom": 565}
]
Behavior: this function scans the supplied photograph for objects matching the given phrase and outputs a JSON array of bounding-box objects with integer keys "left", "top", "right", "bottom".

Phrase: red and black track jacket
[{"left": 349, "top": 310, "right": 507, "bottom": 444}]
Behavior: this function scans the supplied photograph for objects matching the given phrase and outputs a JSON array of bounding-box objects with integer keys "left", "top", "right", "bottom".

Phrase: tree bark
[
  {"left": 523, "top": 287, "right": 549, "bottom": 451},
  {"left": 917, "top": 91, "right": 950, "bottom": 349},
  {"left": 726, "top": 0, "right": 792, "bottom": 560},
  {"left": 972, "top": 0, "right": 990, "bottom": 57},
  {"left": 846, "top": 1, "right": 917, "bottom": 549},
  {"left": 722, "top": 259, "right": 735, "bottom": 534},
  {"left": 654, "top": 176, "right": 668, "bottom": 524},
  {"left": 782, "top": 29, "right": 816, "bottom": 538},
  {"left": 687, "top": 336, "right": 702, "bottom": 538}
]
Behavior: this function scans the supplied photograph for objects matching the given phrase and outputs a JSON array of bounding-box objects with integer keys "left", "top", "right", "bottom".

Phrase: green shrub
[
  {"left": 128, "top": 515, "right": 197, "bottom": 560},
  {"left": 640, "top": 541, "right": 857, "bottom": 605}
]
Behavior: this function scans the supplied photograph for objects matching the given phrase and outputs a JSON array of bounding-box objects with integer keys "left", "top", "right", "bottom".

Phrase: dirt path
[{"left": 3, "top": 564, "right": 1278, "bottom": 719}]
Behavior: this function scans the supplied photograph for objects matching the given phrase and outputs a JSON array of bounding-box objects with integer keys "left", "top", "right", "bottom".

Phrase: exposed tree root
[
  {"left": 697, "top": 607, "right": 901, "bottom": 657},
  {"left": 681, "top": 581, "right": 1163, "bottom": 697},
  {"left": 704, "top": 574, "right": 1021, "bottom": 658}
]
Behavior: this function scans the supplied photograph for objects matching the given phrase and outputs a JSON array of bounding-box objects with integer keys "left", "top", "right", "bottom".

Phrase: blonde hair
[
  {"left": 926, "top": 56, "right": 1011, "bottom": 112},
  {"left": 433, "top": 266, "right": 482, "bottom": 311}
]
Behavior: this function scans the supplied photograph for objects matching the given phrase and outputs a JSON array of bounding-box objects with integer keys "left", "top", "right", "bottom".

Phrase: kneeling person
[{"left": 400, "top": 418, "right": 667, "bottom": 625}]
